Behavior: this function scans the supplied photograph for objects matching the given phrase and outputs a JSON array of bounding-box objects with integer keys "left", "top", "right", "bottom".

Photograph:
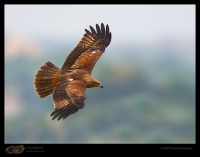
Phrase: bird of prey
[{"left": 34, "top": 23, "right": 112, "bottom": 121}]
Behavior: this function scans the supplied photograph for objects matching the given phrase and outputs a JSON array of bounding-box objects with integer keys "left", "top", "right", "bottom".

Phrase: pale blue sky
[{"left": 5, "top": 5, "right": 195, "bottom": 43}]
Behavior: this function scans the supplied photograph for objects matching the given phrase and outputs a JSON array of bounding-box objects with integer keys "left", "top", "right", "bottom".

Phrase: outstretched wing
[
  {"left": 51, "top": 80, "right": 87, "bottom": 120},
  {"left": 61, "top": 23, "right": 112, "bottom": 74}
]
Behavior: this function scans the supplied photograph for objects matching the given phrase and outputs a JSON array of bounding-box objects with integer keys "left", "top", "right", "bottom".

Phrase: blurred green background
[{"left": 5, "top": 5, "right": 195, "bottom": 143}]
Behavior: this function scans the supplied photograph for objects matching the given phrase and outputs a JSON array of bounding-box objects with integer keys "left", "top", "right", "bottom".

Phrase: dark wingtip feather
[
  {"left": 106, "top": 24, "right": 109, "bottom": 35},
  {"left": 57, "top": 105, "right": 73, "bottom": 120},
  {"left": 101, "top": 23, "right": 105, "bottom": 39},
  {"left": 51, "top": 109, "right": 63, "bottom": 120},
  {"left": 107, "top": 32, "right": 112, "bottom": 47},
  {"left": 95, "top": 24, "right": 101, "bottom": 37},
  {"left": 50, "top": 103, "right": 81, "bottom": 121},
  {"left": 85, "top": 29, "right": 91, "bottom": 34},
  {"left": 89, "top": 26, "right": 97, "bottom": 34}
]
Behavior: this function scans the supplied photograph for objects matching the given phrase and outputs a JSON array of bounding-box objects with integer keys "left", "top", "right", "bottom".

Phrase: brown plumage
[{"left": 34, "top": 23, "right": 112, "bottom": 120}]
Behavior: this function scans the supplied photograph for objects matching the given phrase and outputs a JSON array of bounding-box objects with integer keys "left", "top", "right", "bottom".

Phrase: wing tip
[
  {"left": 96, "top": 23, "right": 111, "bottom": 47},
  {"left": 85, "top": 23, "right": 111, "bottom": 42},
  {"left": 50, "top": 98, "right": 85, "bottom": 121}
]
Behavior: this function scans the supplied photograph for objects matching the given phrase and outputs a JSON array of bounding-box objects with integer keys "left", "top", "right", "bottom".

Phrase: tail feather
[{"left": 34, "top": 61, "right": 60, "bottom": 98}]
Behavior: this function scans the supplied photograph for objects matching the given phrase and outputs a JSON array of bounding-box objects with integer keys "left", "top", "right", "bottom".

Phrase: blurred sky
[{"left": 5, "top": 5, "right": 195, "bottom": 43}]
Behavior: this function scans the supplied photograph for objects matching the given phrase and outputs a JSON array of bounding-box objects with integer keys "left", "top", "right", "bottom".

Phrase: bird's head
[
  {"left": 91, "top": 80, "right": 103, "bottom": 88},
  {"left": 97, "top": 81, "right": 103, "bottom": 88},
  {"left": 86, "top": 77, "right": 103, "bottom": 88}
]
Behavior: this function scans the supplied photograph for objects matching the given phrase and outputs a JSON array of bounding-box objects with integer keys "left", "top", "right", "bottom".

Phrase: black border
[{"left": 4, "top": 144, "right": 196, "bottom": 154}]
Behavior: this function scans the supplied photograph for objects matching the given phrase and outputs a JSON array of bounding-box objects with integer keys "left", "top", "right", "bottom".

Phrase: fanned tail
[{"left": 34, "top": 61, "right": 60, "bottom": 98}]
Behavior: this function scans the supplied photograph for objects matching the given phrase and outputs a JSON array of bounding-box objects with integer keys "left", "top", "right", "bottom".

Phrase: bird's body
[{"left": 34, "top": 23, "right": 112, "bottom": 120}]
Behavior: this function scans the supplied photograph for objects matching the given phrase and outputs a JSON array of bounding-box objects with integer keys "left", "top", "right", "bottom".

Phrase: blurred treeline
[{"left": 5, "top": 38, "right": 195, "bottom": 143}]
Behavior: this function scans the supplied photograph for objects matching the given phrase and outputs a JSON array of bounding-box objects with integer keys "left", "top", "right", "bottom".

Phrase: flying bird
[{"left": 34, "top": 23, "right": 112, "bottom": 121}]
